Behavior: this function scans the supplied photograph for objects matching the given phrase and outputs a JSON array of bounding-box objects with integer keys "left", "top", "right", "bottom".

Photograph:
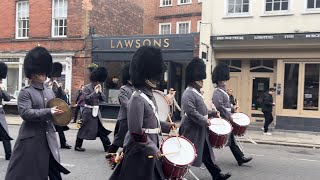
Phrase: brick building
[{"left": 0, "top": 0, "right": 143, "bottom": 110}]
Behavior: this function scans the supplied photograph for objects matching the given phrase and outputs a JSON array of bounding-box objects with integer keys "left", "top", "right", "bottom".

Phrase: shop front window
[
  {"left": 7, "top": 64, "right": 19, "bottom": 99},
  {"left": 283, "top": 63, "right": 299, "bottom": 109},
  {"left": 303, "top": 64, "right": 319, "bottom": 111}
]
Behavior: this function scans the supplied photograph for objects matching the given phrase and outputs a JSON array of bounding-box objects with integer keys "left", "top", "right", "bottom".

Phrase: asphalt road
[{"left": 0, "top": 125, "right": 319, "bottom": 180}]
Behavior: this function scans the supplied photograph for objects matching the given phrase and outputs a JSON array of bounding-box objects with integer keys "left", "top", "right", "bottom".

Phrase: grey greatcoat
[
  {"left": 6, "top": 82, "right": 69, "bottom": 180},
  {"left": 0, "top": 89, "right": 13, "bottom": 140},
  {"left": 77, "top": 83, "right": 111, "bottom": 140},
  {"left": 113, "top": 85, "right": 135, "bottom": 147},
  {"left": 179, "top": 86, "right": 215, "bottom": 167},
  {"left": 110, "top": 87, "right": 171, "bottom": 180}
]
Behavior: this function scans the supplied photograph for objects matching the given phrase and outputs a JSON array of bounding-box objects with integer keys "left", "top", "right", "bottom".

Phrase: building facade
[
  {"left": 0, "top": 0, "right": 143, "bottom": 111},
  {"left": 200, "top": 0, "right": 320, "bottom": 132}
]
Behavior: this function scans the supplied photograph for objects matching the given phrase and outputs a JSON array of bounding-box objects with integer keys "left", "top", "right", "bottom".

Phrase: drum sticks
[
  {"left": 167, "top": 114, "right": 181, "bottom": 147},
  {"left": 147, "top": 151, "right": 178, "bottom": 159}
]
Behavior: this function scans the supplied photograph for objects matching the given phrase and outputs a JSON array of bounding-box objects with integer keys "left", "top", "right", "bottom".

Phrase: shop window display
[
  {"left": 283, "top": 63, "right": 299, "bottom": 109},
  {"left": 303, "top": 64, "right": 319, "bottom": 110}
]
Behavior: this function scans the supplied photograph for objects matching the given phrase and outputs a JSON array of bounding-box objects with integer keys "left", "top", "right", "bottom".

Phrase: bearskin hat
[
  {"left": 24, "top": 47, "right": 52, "bottom": 79},
  {"left": 130, "top": 46, "right": 165, "bottom": 87},
  {"left": 122, "top": 63, "right": 130, "bottom": 85},
  {"left": 49, "top": 62, "right": 63, "bottom": 78},
  {"left": 212, "top": 63, "right": 230, "bottom": 84},
  {"left": 90, "top": 67, "right": 108, "bottom": 83},
  {"left": 0, "top": 62, "right": 8, "bottom": 79},
  {"left": 185, "top": 57, "right": 206, "bottom": 85}
]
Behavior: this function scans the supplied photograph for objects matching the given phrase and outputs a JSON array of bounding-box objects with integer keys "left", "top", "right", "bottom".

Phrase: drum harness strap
[
  {"left": 184, "top": 87, "right": 208, "bottom": 119},
  {"left": 217, "top": 88, "right": 232, "bottom": 113},
  {"left": 137, "top": 91, "right": 164, "bottom": 141}
]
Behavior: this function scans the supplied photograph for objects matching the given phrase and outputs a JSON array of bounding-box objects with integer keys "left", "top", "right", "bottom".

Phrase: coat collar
[
  {"left": 137, "top": 86, "right": 153, "bottom": 97},
  {"left": 30, "top": 81, "right": 45, "bottom": 90}
]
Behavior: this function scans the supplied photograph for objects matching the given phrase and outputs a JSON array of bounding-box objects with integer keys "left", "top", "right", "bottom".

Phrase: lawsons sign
[{"left": 212, "top": 33, "right": 320, "bottom": 41}]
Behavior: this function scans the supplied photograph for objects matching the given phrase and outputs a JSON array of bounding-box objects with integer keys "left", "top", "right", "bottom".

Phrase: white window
[
  {"left": 197, "top": 21, "right": 201, "bottom": 32},
  {"left": 176, "top": 21, "right": 191, "bottom": 34},
  {"left": 227, "top": 0, "right": 250, "bottom": 14},
  {"left": 16, "top": 1, "right": 29, "bottom": 39},
  {"left": 178, "top": 0, "right": 192, "bottom": 5},
  {"left": 52, "top": 0, "right": 68, "bottom": 37},
  {"left": 307, "top": 0, "right": 320, "bottom": 9},
  {"left": 159, "top": 23, "right": 171, "bottom": 35},
  {"left": 161, "top": 0, "right": 172, "bottom": 6},
  {"left": 265, "top": 0, "right": 289, "bottom": 11}
]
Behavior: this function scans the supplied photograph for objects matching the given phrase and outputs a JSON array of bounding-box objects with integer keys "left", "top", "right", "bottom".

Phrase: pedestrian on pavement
[
  {"left": 179, "top": 58, "right": 231, "bottom": 180},
  {"left": 74, "top": 66, "right": 112, "bottom": 152},
  {"left": 109, "top": 46, "right": 174, "bottom": 180},
  {"left": 6, "top": 46, "right": 70, "bottom": 180},
  {"left": 63, "top": 88, "right": 71, "bottom": 105},
  {"left": 227, "top": 88, "right": 237, "bottom": 106},
  {"left": 262, "top": 88, "right": 276, "bottom": 136},
  {"left": 212, "top": 63, "right": 253, "bottom": 166},
  {"left": 106, "top": 64, "right": 135, "bottom": 164},
  {"left": 73, "top": 85, "right": 84, "bottom": 123},
  {"left": 0, "top": 62, "right": 13, "bottom": 161},
  {"left": 166, "top": 88, "right": 181, "bottom": 122},
  {"left": 46, "top": 62, "right": 72, "bottom": 149}
]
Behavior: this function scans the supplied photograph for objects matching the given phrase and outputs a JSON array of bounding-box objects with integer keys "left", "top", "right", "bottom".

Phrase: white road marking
[
  {"left": 246, "top": 153, "right": 265, "bottom": 157},
  {"left": 296, "top": 158, "right": 320, "bottom": 163},
  {"left": 0, "top": 156, "right": 4, "bottom": 159},
  {"left": 61, "top": 163, "right": 75, "bottom": 167}
]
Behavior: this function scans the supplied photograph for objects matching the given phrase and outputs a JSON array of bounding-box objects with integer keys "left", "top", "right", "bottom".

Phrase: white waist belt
[
  {"left": 0, "top": 105, "right": 3, "bottom": 108},
  {"left": 85, "top": 104, "right": 94, "bottom": 108},
  {"left": 226, "top": 108, "right": 231, "bottom": 112},
  {"left": 143, "top": 128, "right": 160, "bottom": 134}
]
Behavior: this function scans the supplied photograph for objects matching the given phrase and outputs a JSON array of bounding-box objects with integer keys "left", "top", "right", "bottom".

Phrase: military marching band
[{"left": 0, "top": 45, "right": 254, "bottom": 180}]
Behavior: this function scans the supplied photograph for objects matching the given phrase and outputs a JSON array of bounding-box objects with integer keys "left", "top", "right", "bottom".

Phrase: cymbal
[{"left": 46, "top": 98, "right": 72, "bottom": 126}]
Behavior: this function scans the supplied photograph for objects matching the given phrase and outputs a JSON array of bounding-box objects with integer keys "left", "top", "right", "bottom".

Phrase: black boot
[
  {"left": 74, "top": 138, "right": 85, "bottom": 152},
  {"left": 238, "top": 156, "right": 253, "bottom": 166},
  {"left": 5, "top": 153, "right": 11, "bottom": 160},
  {"left": 213, "top": 172, "right": 232, "bottom": 180}
]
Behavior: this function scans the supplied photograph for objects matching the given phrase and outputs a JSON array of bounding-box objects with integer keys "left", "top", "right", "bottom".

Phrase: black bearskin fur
[
  {"left": 212, "top": 63, "right": 230, "bottom": 84},
  {"left": 186, "top": 57, "right": 206, "bottom": 85},
  {"left": 90, "top": 67, "right": 108, "bottom": 83},
  {"left": 0, "top": 62, "right": 8, "bottom": 79},
  {"left": 130, "top": 46, "right": 165, "bottom": 87},
  {"left": 50, "top": 62, "right": 63, "bottom": 78},
  {"left": 122, "top": 63, "right": 130, "bottom": 85},
  {"left": 24, "top": 47, "right": 53, "bottom": 79}
]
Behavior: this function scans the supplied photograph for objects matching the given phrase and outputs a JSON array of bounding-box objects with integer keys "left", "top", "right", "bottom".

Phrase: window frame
[
  {"left": 178, "top": 0, "right": 192, "bottom": 5},
  {"left": 52, "top": 0, "right": 68, "bottom": 38},
  {"left": 159, "top": 23, "right": 172, "bottom": 35},
  {"left": 197, "top": 20, "right": 201, "bottom": 32},
  {"left": 176, "top": 21, "right": 191, "bottom": 34},
  {"left": 160, "top": 0, "right": 173, "bottom": 7},
  {"left": 15, "top": 1, "right": 29, "bottom": 39},
  {"left": 225, "top": 0, "right": 252, "bottom": 17},
  {"left": 304, "top": 0, "right": 320, "bottom": 13}
]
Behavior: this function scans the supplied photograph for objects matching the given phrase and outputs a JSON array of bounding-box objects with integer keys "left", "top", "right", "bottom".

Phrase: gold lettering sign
[{"left": 110, "top": 38, "right": 170, "bottom": 49}]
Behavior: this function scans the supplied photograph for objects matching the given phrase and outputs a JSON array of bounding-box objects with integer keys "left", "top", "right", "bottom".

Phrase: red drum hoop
[
  {"left": 161, "top": 136, "right": 196, "bottom": 179},
  {"left": 208, "top": 118, "right": 232, "bottom": 149},
  {"left": 231, "top": 112, "right": 251, "bottom": 136},
  {"left": 152, "top": 90, "right": 170, "bottom": 122}
]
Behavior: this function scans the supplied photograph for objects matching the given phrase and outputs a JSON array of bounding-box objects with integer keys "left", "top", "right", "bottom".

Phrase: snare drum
[
  {"left": 231, "top": 112, "right": 251, "bottom": 136},
  {"left": 153, "top": 90, "right": 170, "bottom": 122},
  {"left": 161, "top": 136, "right": 196, "bottom": 179},
  {"left": 208, "top": 118, "right": 232, "bottom": 149}
]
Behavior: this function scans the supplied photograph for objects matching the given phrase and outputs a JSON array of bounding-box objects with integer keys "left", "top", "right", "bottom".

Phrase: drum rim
[
  {"left": 152, "top": 90, "right": 170, "bottom": 121},
  {"left": 209, "top": 117, "right": 233, "bottom": 135},
  {"left": 161, "top": 136, "right": 196, "bottom": 166},
  {"left": 231, "top": 112, "right": 251, "bottom": 126}
]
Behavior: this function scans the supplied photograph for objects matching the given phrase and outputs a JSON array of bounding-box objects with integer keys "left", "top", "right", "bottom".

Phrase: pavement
[{"left": 5, "top": 115, "right": 320, "bottom": 149}]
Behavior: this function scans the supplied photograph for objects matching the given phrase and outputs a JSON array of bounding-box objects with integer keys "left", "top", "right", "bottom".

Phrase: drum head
[
  {"left": 232, "top": 113, "right": 251, "bottom": 126},
  {"left": 162, "top": 137, "right": 195, "bottom": 166},
  {"left": 209, "top": 118, "right": 232, "bottom": 135},
  {"left": 153, "top": 90, "right": 170, "bottom": 122}
]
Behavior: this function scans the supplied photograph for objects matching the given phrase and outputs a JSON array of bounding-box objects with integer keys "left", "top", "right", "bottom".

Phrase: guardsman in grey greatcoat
[
  {"left": 5, "top": 47, "right": 70, "bottom": 180},
  {"left": 179, "top": 58, "right": 231, "bottom": 180},
  {"left": 109, "top": 46, "right": 173, "bottom": 180},
  {"left": 0, "top": 62, "right": 13, "bottom": 160},
  {"left": 106, "top": 64, "right": 135, "bottom": 159},
  {"left": 212, "top": 63, "right": 253, "bottom": 166},
  {"left": 46, "top": 62, "right": 72, "bottom": 149},
  {"left": 74, "top": 66, "right": 112, "bottom": 152}
]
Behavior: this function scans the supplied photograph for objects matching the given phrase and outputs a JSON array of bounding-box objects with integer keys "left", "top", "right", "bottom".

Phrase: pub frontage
[
  {"left": 211, "top": 32, "right": 320, "bottom": 132},
  {"left": 92, "top": 34, "right": 199, "bottom": 119}
]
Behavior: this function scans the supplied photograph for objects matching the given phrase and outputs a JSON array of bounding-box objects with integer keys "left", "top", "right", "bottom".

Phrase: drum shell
[
  {"left": 209, "top": 130, "right": 230, "bottom": 149},
  {"left": 161, "top": 136, "right": 196, "bottom": 179},
  {"left": 231, "top": 121, "right": 248, "bottom": 136}
]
